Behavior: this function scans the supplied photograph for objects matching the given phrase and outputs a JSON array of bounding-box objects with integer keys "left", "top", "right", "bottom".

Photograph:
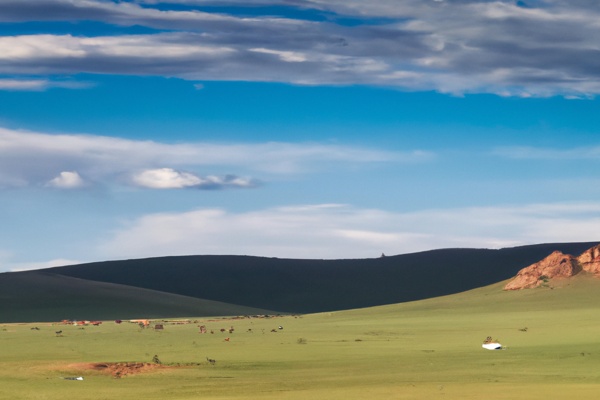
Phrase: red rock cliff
[
  {"left": 577, "top": 244, "right": 600, "bottom": 275},
  {"left": 504, "top": 244, "right": 600, "bottom": 290},
  {"left": 504, "top": 251, "right": 580, "bottom": 290}
]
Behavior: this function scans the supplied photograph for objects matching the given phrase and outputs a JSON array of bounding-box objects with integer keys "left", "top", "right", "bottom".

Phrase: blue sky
[{"left": 1, "top": 0, "right": 600, "bottom": 272}]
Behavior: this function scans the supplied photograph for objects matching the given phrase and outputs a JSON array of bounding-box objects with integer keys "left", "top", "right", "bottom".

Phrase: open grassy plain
[{"left": 2, "top": 275, "right": 600, "bottom": 399}]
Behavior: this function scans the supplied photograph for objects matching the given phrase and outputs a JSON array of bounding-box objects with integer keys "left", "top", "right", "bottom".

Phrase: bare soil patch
[{"left": 70, "top": 362, "right": 166, "bottom": 378}]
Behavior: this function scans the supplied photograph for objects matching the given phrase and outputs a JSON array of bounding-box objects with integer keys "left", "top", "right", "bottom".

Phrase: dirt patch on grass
[{"left": 69, "top": 362, "right": 166, "bottom": 378}]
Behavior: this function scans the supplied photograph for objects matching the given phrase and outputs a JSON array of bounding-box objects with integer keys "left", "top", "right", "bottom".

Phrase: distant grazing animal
[
  {"left": 220, "top": 328, "right": 226, "bottom": 333},
  {"left": 206, "top": 357, "right": 216, "bottom": 365},
  {"left": 55, "top": 330, "right": 63, "bottom": 336},
  {"left": 483, "top": 336, "right": 500, "bottom": 344},
  {"left": 224, "top": 337, "right": 230, "bottom": 342},
  {"left": 135, "top": 319, "right": 150, "bottom": 328}
]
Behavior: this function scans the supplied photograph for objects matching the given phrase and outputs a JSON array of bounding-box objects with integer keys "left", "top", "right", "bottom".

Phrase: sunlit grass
[{"left": 2, "top": 276, "right": 600, "bottom": 399}]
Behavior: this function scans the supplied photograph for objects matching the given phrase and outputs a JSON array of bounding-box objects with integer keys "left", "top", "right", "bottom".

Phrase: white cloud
[
  {"left": 0, "top": 78, "right": 91, "bottom": 91},
  {"left": 249, "top": 48, "right": 307, "bottom": 63},
  {"left": 46, "top": 171, "right": 85, "bottom": 188},
  {"left": 0, "top": 33, "right": 235, "bottom": 68},
  {"left": 0, "top": 79, "right": 50, "bottom": 90},
  {"left": 132, "top": 168, "right": 202, "bottom": 189},
  {"left": 131, "top": 168, "right": 256, "bottom": 189},
  {"left": 98, "top": 202, "right": 600, "bottom": 260},
  {"left": 0, "top": 127, "right": 414, "bottom": 189}
]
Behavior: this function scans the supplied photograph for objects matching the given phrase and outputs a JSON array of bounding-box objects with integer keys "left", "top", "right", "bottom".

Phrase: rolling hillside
[
  {"left": 1, "top": 241, "right": 598, "bottom": 322},
  {"left": 0, "top": 271, "right": 274, "bottom": 323}
]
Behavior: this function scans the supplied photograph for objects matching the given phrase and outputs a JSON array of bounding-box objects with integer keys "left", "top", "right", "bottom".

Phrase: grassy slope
[
  {"left": 0, "top": 271, "right": 274, "bottom": 323},
  {"left": 40, "top": 241, "right": 600, "bottom": 313},
  {"left": 2, "top": 274, "right": 600, "bottom": 399}
]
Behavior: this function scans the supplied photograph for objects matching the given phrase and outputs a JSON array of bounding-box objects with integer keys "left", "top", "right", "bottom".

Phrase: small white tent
[
  {"left": 482, "top": 336, "right": 502, "bottom": 350},
  {"left": 482, "top": 342, "right": 502, "bottom": 350}
]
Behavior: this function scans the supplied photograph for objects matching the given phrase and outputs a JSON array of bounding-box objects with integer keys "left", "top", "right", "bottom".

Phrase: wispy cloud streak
[{"left": 0, "top": 127, "right": 418, "bottom": 189}]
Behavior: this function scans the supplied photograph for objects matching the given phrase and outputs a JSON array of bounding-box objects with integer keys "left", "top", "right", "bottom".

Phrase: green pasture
[{"left": 2, "top": 276, "right": 600, "bottom": 399}]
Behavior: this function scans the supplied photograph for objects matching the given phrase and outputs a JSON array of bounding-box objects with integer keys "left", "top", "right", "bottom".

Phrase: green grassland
[{"left": 2, "top": 275, "right": 600, "bottom": 399}]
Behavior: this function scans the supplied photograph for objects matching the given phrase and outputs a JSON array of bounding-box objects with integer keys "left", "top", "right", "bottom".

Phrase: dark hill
[
  {"left": 0, "top": 271, "right": 274, "bottom": 323},
  {"left": 40, "top": 241, "right": 599, "bottom": 314}
]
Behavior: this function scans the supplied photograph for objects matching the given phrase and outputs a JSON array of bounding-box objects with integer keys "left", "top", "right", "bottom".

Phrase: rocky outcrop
[
  {"left": 504, "top": 251, "right": 580, "bottom": 290},
  {"left": 504, "top": 244, "right": 600, "bottom": 290},
  {"left": 577, "top": 245, "right": 600, "bottom": 274}
]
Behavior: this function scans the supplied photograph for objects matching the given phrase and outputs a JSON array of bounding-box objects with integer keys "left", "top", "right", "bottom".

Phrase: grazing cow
[
  {"left": 220, "top": 328, "right": 226, "bottom": 333},
  {"left": 224, "top": 337, "right": 230, "bottom": 342},
  {"left": 55, "top": 330, "right": 63, "bottom": 336}
]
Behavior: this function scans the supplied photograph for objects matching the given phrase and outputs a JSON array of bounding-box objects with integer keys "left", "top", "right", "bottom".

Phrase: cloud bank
[
  {"left": 99, "top": 201, "right": 600, "bottom": 260},
  {"left": 1, "top": 0, "right": 600, "bottom": 96},
  {"left": 7, "top": 200, "right": 598, "bottom": 271}
]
